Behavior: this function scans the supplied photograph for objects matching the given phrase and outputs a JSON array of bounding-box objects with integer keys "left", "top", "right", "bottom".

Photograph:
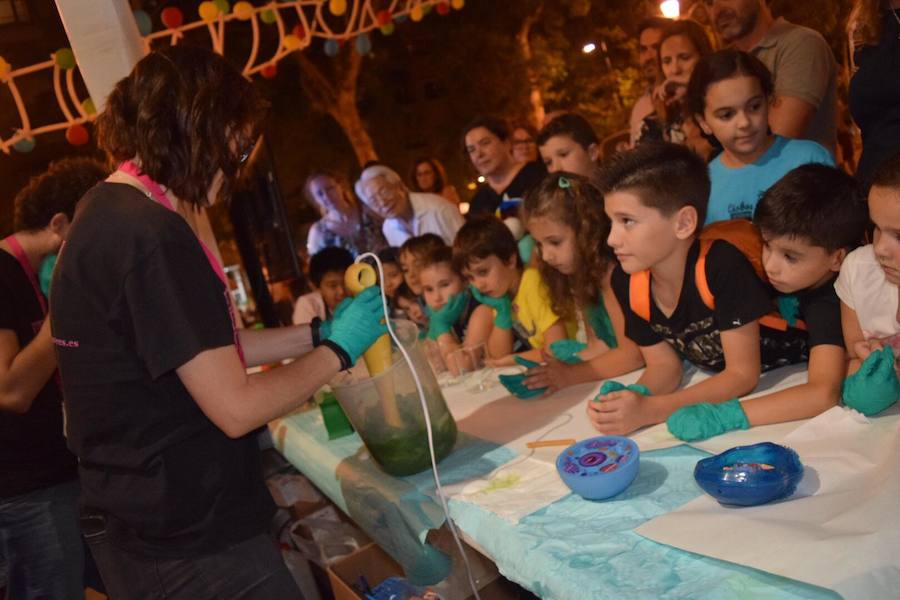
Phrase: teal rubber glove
[
  {"left": 777, "top": 294, "right": 801, "bottom": 327},
  {"left": 499, "top": 373, "right": 546, "bottom": 399},
  {"left": 470, "top": 286, "right": 513, "bottom": 329},
  {"left": 319, "top": 297, "right": 352, "bottom": 341},
  {"left": 426, "top": 292, "right": 469, "bottom": 340},
  {"left": 666, "top": 399, "right": 749, "bottom": 442},
  {"left": 842, "top": 347, "right": 900, "bottom": 416},
  {"left": 324, "top": 286, "right": 388, "bottom": 364},
  {"left": 513, "top": 355, "right": 540, "bottom": 369},
  {"left": 549, "top": 339, "right": 587, "bottom": 365},
  {"left": 594, "top": 380, "right": 651, "bottom": 400}
]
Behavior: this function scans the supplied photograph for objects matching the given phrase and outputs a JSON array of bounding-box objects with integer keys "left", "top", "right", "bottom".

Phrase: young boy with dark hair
[
  {"left": 452, "top": 216, "right": 572, "bottom": 365},
  {"left": 668, "top": 164, "right": 868, "bottom": 440},
  {"left": 590, "top": 143, "right": 808, "bottom": 436},
  {"left": 292, "top": 247, "right": 353, "bottom": 325}
]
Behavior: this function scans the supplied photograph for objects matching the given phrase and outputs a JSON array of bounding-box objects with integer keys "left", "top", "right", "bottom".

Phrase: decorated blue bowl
[
  {"left": 694, "top": 442, "right": 804, "bottom": 507},
  {"left": 556, "top": 436, "right": 640, "bottom": 500}
]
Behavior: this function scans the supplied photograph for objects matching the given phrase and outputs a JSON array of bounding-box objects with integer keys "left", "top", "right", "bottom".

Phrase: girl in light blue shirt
[{"left": 687, "top": 49, "right": 834, "bottom": 224}]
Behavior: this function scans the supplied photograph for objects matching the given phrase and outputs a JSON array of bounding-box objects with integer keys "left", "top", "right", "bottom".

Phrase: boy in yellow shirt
[{"left": 452, "top": 216, "right": 573, "bottom": 365}]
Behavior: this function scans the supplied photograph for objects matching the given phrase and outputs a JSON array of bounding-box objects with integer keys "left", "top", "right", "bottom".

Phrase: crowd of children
[{"left": 300, "top": 49, "right": 900, "bottom": 442}]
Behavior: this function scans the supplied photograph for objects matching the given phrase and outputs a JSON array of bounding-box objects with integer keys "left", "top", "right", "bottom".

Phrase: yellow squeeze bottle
[{"left": 344, "top": 262, "right": 393, "bottom": 375}]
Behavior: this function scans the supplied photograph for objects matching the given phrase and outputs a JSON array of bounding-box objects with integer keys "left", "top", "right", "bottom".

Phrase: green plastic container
[{"left": 330, "top": 320, "right": 458, "bottom": 476}]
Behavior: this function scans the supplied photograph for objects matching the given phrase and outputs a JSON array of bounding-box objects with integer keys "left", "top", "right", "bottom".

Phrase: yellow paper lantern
[
  {"left": 451, "top": 0, "right": 465, "bottom": 9},
  {"left": 283, "top": 34, "right": 302, "bottom": 50},
  {"left": 410, "top": 5, "right": 424, "bottom": 21},
  {"left": 329, "top": 0, "right": 347, "bottom": 16},
  {"left": 233, "top": 1, "right": 254, "bottom": 20},
  {"left": 198, "top": 1, "right": 219, "bottom": 22}
]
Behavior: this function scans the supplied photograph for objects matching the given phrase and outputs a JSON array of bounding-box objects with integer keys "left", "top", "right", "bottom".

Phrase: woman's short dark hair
[
  {"left": 461, "top": 115, "right": 510, "bottom": 153},
  {"left": 687, "top": 49, "right": 774, "bottom": 116},
  {"left": 14, "top": 157, "right": 109, "bottom": 231},
  {"left": 96, "top": 44, "right": 266, "bottom": 208},
  {"left": 536, "top": 113, "right": 600, "bottom": 150},
  {"left": 659, "top": 19, "right": 714, "bottom": 62}
]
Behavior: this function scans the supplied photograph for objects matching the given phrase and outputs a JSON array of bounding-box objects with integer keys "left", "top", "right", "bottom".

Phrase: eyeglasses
[{"left": 512, "top": 138, "right": 535, "bottom": 147}]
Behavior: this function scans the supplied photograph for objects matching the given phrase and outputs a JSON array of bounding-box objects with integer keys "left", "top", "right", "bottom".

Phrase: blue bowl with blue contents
[
  {"left": 694, "top": 442, "right": 804, "bottom": 507},
  {"left": 556, "top": 436, "right": 640, "bottom": 500}
]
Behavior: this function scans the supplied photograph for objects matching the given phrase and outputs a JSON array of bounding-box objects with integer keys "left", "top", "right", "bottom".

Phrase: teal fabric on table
[
  {"left": 273, "top": 407, "right": 516, "bottom": 585},
  {"left": 448, "top": 445, "right": 838, "bottom": 600}
]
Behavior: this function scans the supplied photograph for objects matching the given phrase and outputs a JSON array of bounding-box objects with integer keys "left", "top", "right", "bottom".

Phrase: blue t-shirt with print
[{"left": 706, "top": 135, "right": 834, "bottom": 225}]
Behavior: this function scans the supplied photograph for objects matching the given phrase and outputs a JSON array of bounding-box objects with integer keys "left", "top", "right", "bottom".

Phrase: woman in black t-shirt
[{"left": 51, "top": 45, "right": 386, "bottom": 600}]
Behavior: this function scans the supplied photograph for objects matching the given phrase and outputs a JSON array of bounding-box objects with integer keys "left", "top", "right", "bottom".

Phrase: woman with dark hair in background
[
  {"left": 408, "top": 156, "right": 461, "bottom": 206},
  {"left": 463, "top": 115, "right": 545, "bottom": 217},
  {"left": 304, "top": 169, "right": 386, "bottom": 257},
  {"left": 638, "top": 19, "right": 716, "bottom": 158},
  {"left": 50, "top": 44, "right": 386, "bottom": 599},
  {"left": 849, "top": 0, "right": 900, "bottom": 185}
]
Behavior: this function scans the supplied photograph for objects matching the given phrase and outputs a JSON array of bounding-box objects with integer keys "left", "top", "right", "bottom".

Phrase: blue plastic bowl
[
  {"left": 694, "top": 442, "right": 804, "bottom": 507},
  {"left": 556, "top": 436, "right": 640, "bottom": 500}
]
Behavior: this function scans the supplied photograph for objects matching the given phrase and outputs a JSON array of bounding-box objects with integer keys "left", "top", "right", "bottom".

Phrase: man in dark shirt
[
  {"left": 0, "top": 157, "right": 107, "bottom": 600},
  {"left": 463, "top": 115, "right": 546, "bottom": 217}
]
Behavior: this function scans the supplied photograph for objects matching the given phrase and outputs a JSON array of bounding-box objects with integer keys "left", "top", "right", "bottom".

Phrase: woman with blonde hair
[
  {"left": 304, "top": 169, "right": 387, "bottom": 256},
  {"left": 848, "top": 0, "right": 900, "bottom": 184}
]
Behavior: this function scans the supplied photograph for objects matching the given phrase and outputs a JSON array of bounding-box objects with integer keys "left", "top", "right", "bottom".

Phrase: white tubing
[{"left": 355, "top": 252, "right": 481, "bottom": 600}]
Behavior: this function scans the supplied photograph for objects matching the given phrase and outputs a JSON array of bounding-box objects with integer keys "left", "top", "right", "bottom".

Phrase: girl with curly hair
[{"left": 519, "top": 173, "right": 643, "bottom": 393}]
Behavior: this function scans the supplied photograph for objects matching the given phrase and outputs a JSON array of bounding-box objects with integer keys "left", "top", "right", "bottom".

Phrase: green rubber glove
[
  {"left": 842, "top": 347, "right": 900, "bottom": 416},
  {"left": 319, "top": 297, "right": 352, "bottom": 341},
  {"left": 550, "top": 339, "right": 587, "bottom": 364},
  {"left": 594, "top": 380, "right": 651, "bottom": 400},
  {"left": 470, "top": 286, "right": 513, "bottom": 329},
  {"left": 666, "top": 399, "right": 749, "bottom": 442},
  {"left": 324, "top": 286, "right": 388, "bottom": 364},
  {"left": 426, "top": 291, "right": 469, "bottom": 340},
  {"left": 513, "top": 355, "right": 540, "bottom": 369},
  {"left": 499, "top": 373, "right": 546, "bottom": 399}
]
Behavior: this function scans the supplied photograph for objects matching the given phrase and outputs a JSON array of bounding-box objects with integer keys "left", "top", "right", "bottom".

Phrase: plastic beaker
[{"left": 330, "top": 320, "right": 458, "bottom": 476}]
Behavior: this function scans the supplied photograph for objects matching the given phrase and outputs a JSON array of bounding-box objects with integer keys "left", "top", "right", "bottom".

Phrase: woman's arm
[
  {"left": 236, "top": 325, "right": 315, "bottom": 368},
  {"left": 177, "top": 343, "right": 342, "bottom": 438}
]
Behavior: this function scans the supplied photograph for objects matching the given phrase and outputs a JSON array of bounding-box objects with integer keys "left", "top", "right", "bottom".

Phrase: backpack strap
[
  {"left": 694, "top": 239, "right": 716, "bottom": 311},
  {"left": 629, "top": 270, "right": 652, "bottom": 321}
]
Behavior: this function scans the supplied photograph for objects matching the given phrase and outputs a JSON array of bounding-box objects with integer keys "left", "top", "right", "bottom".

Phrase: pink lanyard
[
  {"left": 4, "top": 234, "right": 48, "bottom": 316},
  {"left": 117, "top": 160, "right": 245, "bottom": 365}
]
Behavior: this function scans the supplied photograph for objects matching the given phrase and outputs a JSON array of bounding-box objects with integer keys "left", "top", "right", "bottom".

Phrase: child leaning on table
[
  {"left": 835, "top": 152, "right": 900, "bottom": 415},
  {"left": 452, "top": 215, "right": 574, "bottom": 366},
  {"left": 519, "top": 172, "right": 644, "bottom": 394},
  {"left": 586, "top": 143, "right": 808, "bottom": 436},
  {"left": 667, "top": 164, "right": 868, "bottom": 440},
  {"left": 417, "top": 243, "right": 493, "bottom": 361}
]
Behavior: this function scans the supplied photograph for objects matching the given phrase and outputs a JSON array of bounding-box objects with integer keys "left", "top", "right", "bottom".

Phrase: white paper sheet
[
  {"left": 635, "top": 405, "right": 900, "bottom": 599},
  {"left": 450, "top": 456, "right": 571, "bottom": 524}
]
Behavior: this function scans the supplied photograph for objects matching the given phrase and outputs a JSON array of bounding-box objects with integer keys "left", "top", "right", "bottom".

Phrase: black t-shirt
[
  {"left": 468, "top": 161, "right": 546, "bottom": 218},
  {"left": 610, "top": 240, "right": 808, "bottom": 372},
  {"left": 0, "top": 251, "right": 77, "bottom": 498},
  {"left": 51, "top": 183, "right": 274, "bottom": 558},
  {"left": 796, "top": 274, "right": 844, "bottom": 349}
]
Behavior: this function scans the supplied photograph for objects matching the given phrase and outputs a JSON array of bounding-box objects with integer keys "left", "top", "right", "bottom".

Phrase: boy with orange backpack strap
[
  {"left": 587, "top": 143, "right": 808, "bottom": 437},
  {"left": 667, "top": 164, "right": 868, "bottom": 440}
]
